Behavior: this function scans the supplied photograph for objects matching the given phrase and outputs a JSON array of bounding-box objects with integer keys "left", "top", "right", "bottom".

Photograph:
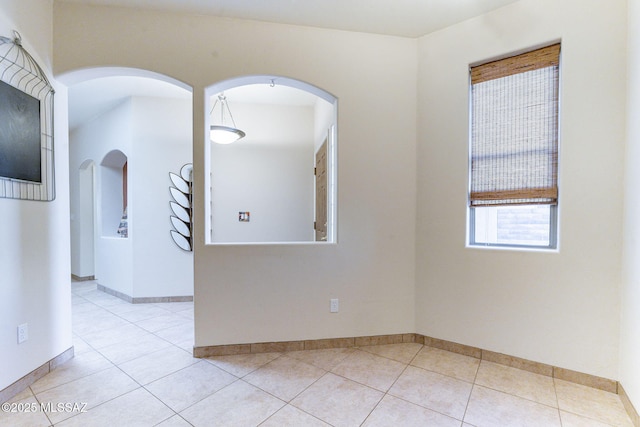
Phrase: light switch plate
[{"left": 17, "top": 323, "right": 28, "bottom": 344}]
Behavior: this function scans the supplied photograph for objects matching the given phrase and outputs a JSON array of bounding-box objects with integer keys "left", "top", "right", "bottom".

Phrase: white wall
[
  {"left": 0, "top": 0, "right": 73, "bottom": 391},
  {"left": 620, "top": 0, "right": 640, "bottom": 413},
  {"left": 211, "top": 103, "right": 314, "bottom": 243},
  {"left": 416, "top": 0, "right": 627, "bottom": 379},
  {"left": 74, "top": 162, "right": 95, "bottom": 278},
  {"left": 69, "top": 95, "right": 193, "bottom": 299},
  {"left": 130, "top": 97, "right": 193, "bottom": 298},
  {"left": 211, "top": 144, "right": 314, "bottom": 243},
  {"left": 314, "top": 97, "right": 334, "bottom": 151},
  {"left": 53, "top": 3, "right": 417, "bottom": 346}
]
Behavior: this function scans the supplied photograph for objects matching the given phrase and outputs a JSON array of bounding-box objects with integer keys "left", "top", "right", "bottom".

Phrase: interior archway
[
  {"left": 204, "top": 75, "right": 338, "bottom": 244},
  {"left": 63, "top": 67, "right": 194, "bottom": 301}
]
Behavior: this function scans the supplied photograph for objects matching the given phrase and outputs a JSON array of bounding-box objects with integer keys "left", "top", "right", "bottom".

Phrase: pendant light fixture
[{"left": 209, "top": 93, "right": 246, "bottom": 144}]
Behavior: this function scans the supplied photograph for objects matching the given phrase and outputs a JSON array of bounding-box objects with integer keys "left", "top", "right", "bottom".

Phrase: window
[{"left": 468, "top": 44, "right": 560, "bottom": 249}]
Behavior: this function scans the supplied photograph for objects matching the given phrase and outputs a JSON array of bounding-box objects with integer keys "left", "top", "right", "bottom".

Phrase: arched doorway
[{"left": 61, "top": 67, "right": 194, "bottom": 300}]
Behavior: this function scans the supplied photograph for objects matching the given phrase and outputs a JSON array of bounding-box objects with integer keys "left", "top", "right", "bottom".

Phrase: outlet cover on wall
[
  {"left": 330, "top": 298, "right": 339, "bottom": 313},
  {"left": 17, "top": 323, "right": 28, "bottom": 344}
]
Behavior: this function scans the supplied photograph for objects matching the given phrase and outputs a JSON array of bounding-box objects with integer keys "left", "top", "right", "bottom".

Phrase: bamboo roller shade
[
  {"left": 471, "top": 43, "right": 560, "bottom": 85},
  {"left": 469, "top": 44, "right": 560, "bottom": 207}
]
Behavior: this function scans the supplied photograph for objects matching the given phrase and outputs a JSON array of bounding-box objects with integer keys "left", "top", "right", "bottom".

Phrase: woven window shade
[{"left": 470, "top": 44, "right": 560, "bottom": 207}]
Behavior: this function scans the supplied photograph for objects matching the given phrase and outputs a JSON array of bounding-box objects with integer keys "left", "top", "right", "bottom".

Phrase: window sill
[{"left": 466, "top": 243, "right": 559, "bottom": 253}]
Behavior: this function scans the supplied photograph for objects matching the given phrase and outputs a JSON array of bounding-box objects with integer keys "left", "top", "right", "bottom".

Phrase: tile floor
[{"left": 1, "top": 280, "right": 634, "bottom": 426}]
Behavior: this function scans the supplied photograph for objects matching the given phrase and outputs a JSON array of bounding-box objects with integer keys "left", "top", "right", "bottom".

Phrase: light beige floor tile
[
  {"left": 119, "top": 346, "right": 198, "bottom": 385},
  {"left": 244, "top": 355, "right": 326, "bottom": 402},
  {"left": 101, "top": 301, "right": 146, "bottom": 315},
  {"left": 155, "top": 301, "right": 194, "bottom": 312},
  {"left": 154, "top": 322, "right": 194, "bottom": 345},
  {"left": 261, "top": 404, "right": 331, "bottom": 426},
  {"left": 291, "top": 373, "right": 384, "bottom": 427},
  {"left": 79, "top": 323, "right": 149, "bottom": 349},
  {"left": 70, "top": 306, "right": 99, "bottom": 320},
  {"left": 99, "top": 299, "right": 137, "bottom": 310},
  {"left": 146, "top": 360, "right": 237, "bottom": 411},
  {"left": 555, "top": 379, "right": 633, "bottom": 427},
  {"left": 114, "top": 305, "right": 173, "bottom": 323},
  {"left": 173, "top": 337, "right": 195, "bottom": 353},
  {"left": 55, "top": 387, "right": 173, "bottom": 427},
  {"left": 155, "top": 414, "right": 194, "bottom": 426},
  {"left": 360, "top": 342, "right": 424, "bottom": 364},
  {"left": 59, "top": 282, "right": 640, "bottom": 427},
  {"left": 411, "top": 346, "right": 480, "bottom": 383},
  {"left": 0, "top": 395, "right": 51, "bottom": 427},
  {"left": 71, "top": 282, "right": 98, "bottom": 294},
  {"left": 72, "top": 334, "right": 93, "bottom": 355},
  {"left": 560, "top": 410, "right": 617, "bottom": 427},
  {"left": 205, "top": 352, "right": 281, "bottom": 377},
  {"left": 84, "top": 294, "right": 131, "bottom": 309},
  {"left": 176, "top": 307, "right": 194, "bottom": 319},
  {"left": 332, "top": 349, "right": 406, "bottom": 392},
  {"left": 7, "top": 386, "right": 34, "bottom": 403},
  {"left": 73, "top": 310, "right": 131, "bottom": 336},
  {"left": 286, "top": 347, "right": 355, "bottom": 371},
  {"left": 71, "top": 301, "right": 100, "bottom": 314},
  {"left": 73, "top": 289, "right": 107, "bottom": 300},
  {"left": 475, "top": 360, "right": 557, "bottom": 407},
  {"left": 180, "top": 380, "right": 285, "bottom": 427},
  {"left": 97, "top": 332, "right": 173, "bottom": 365},
  {"left": 389, "top": 365, "right": 472, "bottom": 420},
  {"left": 35, "top": 366, "right": 139, "bottom": 424},
  {"left": 363, "top": 394, "right": 461, "bottom": 427},
  {"left": 136, "top": 313, "right": 191, "bottom": 333},
  {"left": 30, "top": 350, "right": 113, "bottom": 394},
  {"left": 71, "top": 298, "right": 90, "bottom": 310},
  {"left": 464, "top": 385, "right": 561, "bottom": 427}
]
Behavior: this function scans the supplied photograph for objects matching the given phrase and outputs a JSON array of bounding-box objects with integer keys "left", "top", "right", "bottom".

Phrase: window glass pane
[{"left": 473, "top": 205, "right": 551, "bottom": 247}]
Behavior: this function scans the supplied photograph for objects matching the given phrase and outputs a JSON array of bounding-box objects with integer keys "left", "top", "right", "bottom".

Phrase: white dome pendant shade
[
  {"left": 210, "top": 94, "right": 245, "bottom": 144},
  {"left": 210, "top": 125, "right": 246, "bottom": 144}
]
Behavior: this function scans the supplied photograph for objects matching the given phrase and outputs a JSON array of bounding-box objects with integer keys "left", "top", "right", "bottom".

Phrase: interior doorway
[
  {"left": 315, "top": 139, "right": 328, "bottom": 242},
  {"left": 62, "top": 67, "right": 194, "bottom": 300},
  {"left": 73, "top": 160, "right": 95, "bottom": 280}
]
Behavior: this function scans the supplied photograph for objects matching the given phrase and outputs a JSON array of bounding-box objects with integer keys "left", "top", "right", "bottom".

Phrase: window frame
[
  {"left": 467, "top": 43, "right": 561, "bottom": 251},
  {"left": 468, "top": 204, "right": 559, "bottom": 250}
]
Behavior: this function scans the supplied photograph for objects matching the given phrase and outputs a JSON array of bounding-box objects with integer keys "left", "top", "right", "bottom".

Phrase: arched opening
[
  {"left": 204, "top": 75, "right": 338, "bottom": 244},
  {"left": 62, "top": 67, "right": 194, "bottom": 302},
  {"left": 100, "top": 149, "right": 127, "bottom": 238}
]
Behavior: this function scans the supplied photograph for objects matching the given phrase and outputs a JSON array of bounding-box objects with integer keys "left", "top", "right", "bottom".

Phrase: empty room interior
[{"left": 1, "top": 0, "right": 640, "bottom": 425}]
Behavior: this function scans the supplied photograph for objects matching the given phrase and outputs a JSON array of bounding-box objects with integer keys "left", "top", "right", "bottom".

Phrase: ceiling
[
  {"left": 65, "top": 0, "right": 522, "bottom": 130},
  {"left": 67, "top": 77, "right": 319, "bottom": 131},
  {"left": 68, "top": 76, "right": 191, "bottom": 131},
  {"left": 57, "top": 0, "right": 520, "bottom": 38}
]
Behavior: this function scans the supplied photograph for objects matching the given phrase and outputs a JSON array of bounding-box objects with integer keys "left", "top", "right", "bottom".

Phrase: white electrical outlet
[
  {"left": 330, "top": 298, "right": 339, "bottom": 313},
  {"left": 17, "top": 323, "right": 28, "bottom": 344}
]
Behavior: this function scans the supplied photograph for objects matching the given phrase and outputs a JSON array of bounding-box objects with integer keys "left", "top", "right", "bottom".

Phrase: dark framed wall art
[{"left": 0, "top": 31, "right": 55, "bottom": 201}]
